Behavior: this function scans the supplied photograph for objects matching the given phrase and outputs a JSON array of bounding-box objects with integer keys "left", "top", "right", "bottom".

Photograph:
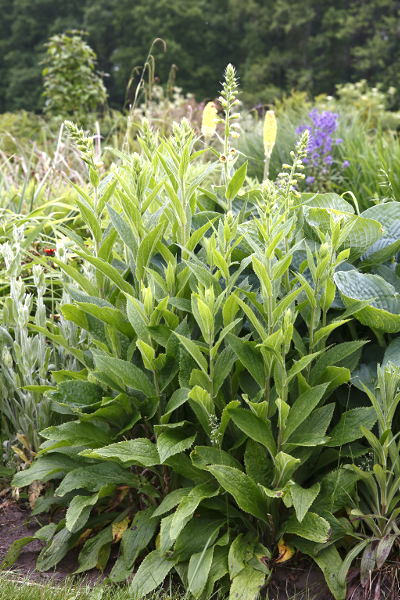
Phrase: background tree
[
  {"left": 42, "top": 30, "right": 108, "bottom": 119},
  {"left": 0, "top": 0, "right": 399, "bottom": 112}
]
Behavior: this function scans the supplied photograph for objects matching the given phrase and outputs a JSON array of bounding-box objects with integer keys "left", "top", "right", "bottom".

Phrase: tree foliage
[
  {"left": 42, "top": 30, "right": 107, "bottom": 118},
  {"left": 1, "top": 0, "right": 400, "bottom": 111}
]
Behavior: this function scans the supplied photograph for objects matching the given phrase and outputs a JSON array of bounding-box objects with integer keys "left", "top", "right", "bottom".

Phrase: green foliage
[
  {"left": 42, "top": 30, "right": 107, "bottom": 119},
  {"left": 4, "top": 65, "right": 400, "bottom": 600}
]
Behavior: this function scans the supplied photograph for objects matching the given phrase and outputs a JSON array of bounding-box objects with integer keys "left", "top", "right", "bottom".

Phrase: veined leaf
[
  {"left": 129, "top": 550, "right": 176, "bottom": 598},
  {"left": 334, "top": 270, "right": 400, "bottom": 333},
  {"left": 206, "top": 465, "right": 268, "bottom": 520}
]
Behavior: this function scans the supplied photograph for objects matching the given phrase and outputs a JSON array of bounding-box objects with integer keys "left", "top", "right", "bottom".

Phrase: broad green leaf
[
  {"left": 12, "top": 454, "right": 78, "bottom": 488},
  {"left": 40, "top": 421, "right": 110, "bottom": 447},
  {"left": 229, "top": 565, "right": 265, "bottom": 600},
  {"left": 92, "top": 353, "right": 156, "bottom": 396},
  {"left": 226, "top": 334, "right": 265, "bottom": 388},
  {"left": 273, "top": 452, "right": 300, "bottom": 487},
  {"left": 294, "top": 539, "right": 346, "bottom": 600},
  {"left": 206, "top": 465, "right": 268, "bottom": 520},
  {"left": 80, "top": 438, "right": 160, "bottom": 466},
  {"left": 334, "top": 270, "right": 400, "bottom": 333},
  {"left": 188, "top": 546, "right": 215, "bottom": 599},
  {"left": 129, "top": 550, "right": 176, "bottom": 598},
  {"left": 157, "top": 429, "right": 197, "bottom": 463},
  {"left": 170, "top": 481, "right": 219, "bottom": 541},
  {"left": 283, "top": 384, "right": 328, "bottom": 442},
  {"left": 289, "top": 482, "right": 320, "bottom": 523},
  {"left": 284, "top": 511, "right": 330, "bottom": 543},
  {"left": 75, "top": 250, "right": 134, "bottom": 295},
  {"left": 310, "top": 340, "right": 366, "bottom": 384},
  {"left": 75, "top": 526, "right": 113, "bottom": 573},
  {"left": 228, "top": 407, "right": 276, "bottom": 458},
  {"left": 191, "top": 446, "right": 243, "bottom": 471},
  {"left": 55, "top": 463, "right": 140, "bottom": 496},
  {"left": 152, "top": 488, "right": 192, "bottom": 518},
  {"left": 226, "top": 161, "right": 248, "bottom": 201},
  {"left": 110, "top": 508, "right": 158, "bottom": 582},
  {"left": 66, "top": 493, "right": 99, "bottom": 533},
  {"left": 326, "top": 407, "right": 377, "bottom": 446},
  {"left": 173, "top": 333, "right": 209, "bottom": 375},
  {"left": 1, "top": 537, "right": 36, "bottom": 569},
  {"left": 37, "top": 528, "right": 76, "bottom": 571}
]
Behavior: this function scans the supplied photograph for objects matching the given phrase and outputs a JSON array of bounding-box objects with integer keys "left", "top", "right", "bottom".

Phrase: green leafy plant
[
  {"left": 42, "top": 30, "right": 107, "bottom": 120},
  {"left": 6, "top": 66, "right": 400, "bottom": 600}
]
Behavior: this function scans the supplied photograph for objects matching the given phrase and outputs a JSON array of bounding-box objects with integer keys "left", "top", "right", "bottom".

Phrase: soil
[
  {"left": 0, "top": 498, "right": 101, "bottom": 584},
  {"left": 1, "top": 498, "right": 398, "bottom": 599}
]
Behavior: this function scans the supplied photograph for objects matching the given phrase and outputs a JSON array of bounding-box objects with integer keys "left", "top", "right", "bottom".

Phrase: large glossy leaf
[{"left": 334, "top": 270, "right": 400, "bottom": 332}]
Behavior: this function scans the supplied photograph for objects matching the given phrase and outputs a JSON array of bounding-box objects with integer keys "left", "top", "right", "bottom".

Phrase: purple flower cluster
[
  {"left": 296, "top": 109, "right": 350, "bottom": 188},
  {"left": 296, "top": 109, "right": 341, "bottom": 168}
]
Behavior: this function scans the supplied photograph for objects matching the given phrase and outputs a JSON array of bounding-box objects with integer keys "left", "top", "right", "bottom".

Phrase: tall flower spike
[
  {"left": 201, "top": 101, "right": 218, "bottom": 139},
  {"left": 263, "top": 110, "right": 277, "bottom": 179}
]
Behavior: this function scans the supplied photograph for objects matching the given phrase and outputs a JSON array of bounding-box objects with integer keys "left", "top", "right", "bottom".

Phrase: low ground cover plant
[{"left": 1, "top": 65, "right": 400, "bottom": 600}]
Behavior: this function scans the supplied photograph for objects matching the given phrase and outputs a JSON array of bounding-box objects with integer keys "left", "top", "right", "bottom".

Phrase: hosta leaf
[
  {"left": 303, "top": 207, "right": 382, "bottom": 253},
  {"left": 80, "top": 438, "right": 160, "bottom": 466},
  {"left": 206, "top": 465, "right": 268, "bottom": 520},
  {"left": 334, "top": 270, "right": 400, "bottom": 333},
  {"left": 284, "top": 511, "right": 330, "bottom": 543},
  {"left": 326, "top": 407, "right": 377, "bottom": 446},
  {"left": 129, "top": 550, "right": 176, "bottom": 598},
  {"left": 302, "top": 192, "right": 354, "bottom": 213}
]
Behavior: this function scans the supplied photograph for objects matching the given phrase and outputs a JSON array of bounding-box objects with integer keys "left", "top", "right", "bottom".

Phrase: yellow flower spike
[
  {"left": 275, "top": 537, "right": 295, "bottom": 564},
  {"left": 263, "top": 110, "right": 277, "bottom": 179},
  {"left": 201, "top": 101, "right": 218, "bottom": 139},
  {"left": 263, "top": 110, "right": 277, "bottom": 157}
]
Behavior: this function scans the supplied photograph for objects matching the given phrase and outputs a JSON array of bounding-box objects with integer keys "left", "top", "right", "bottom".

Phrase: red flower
[{"left": 43, "top": 248, "right": 55, "bottom": 256}]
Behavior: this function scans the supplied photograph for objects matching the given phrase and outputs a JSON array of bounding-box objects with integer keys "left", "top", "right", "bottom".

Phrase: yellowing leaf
[
  {"left": 275, "top": 538, "right": 295, "bottom": 564},
  {"left": 112, "top": 516, "right": 130, "bottom": 543}
]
